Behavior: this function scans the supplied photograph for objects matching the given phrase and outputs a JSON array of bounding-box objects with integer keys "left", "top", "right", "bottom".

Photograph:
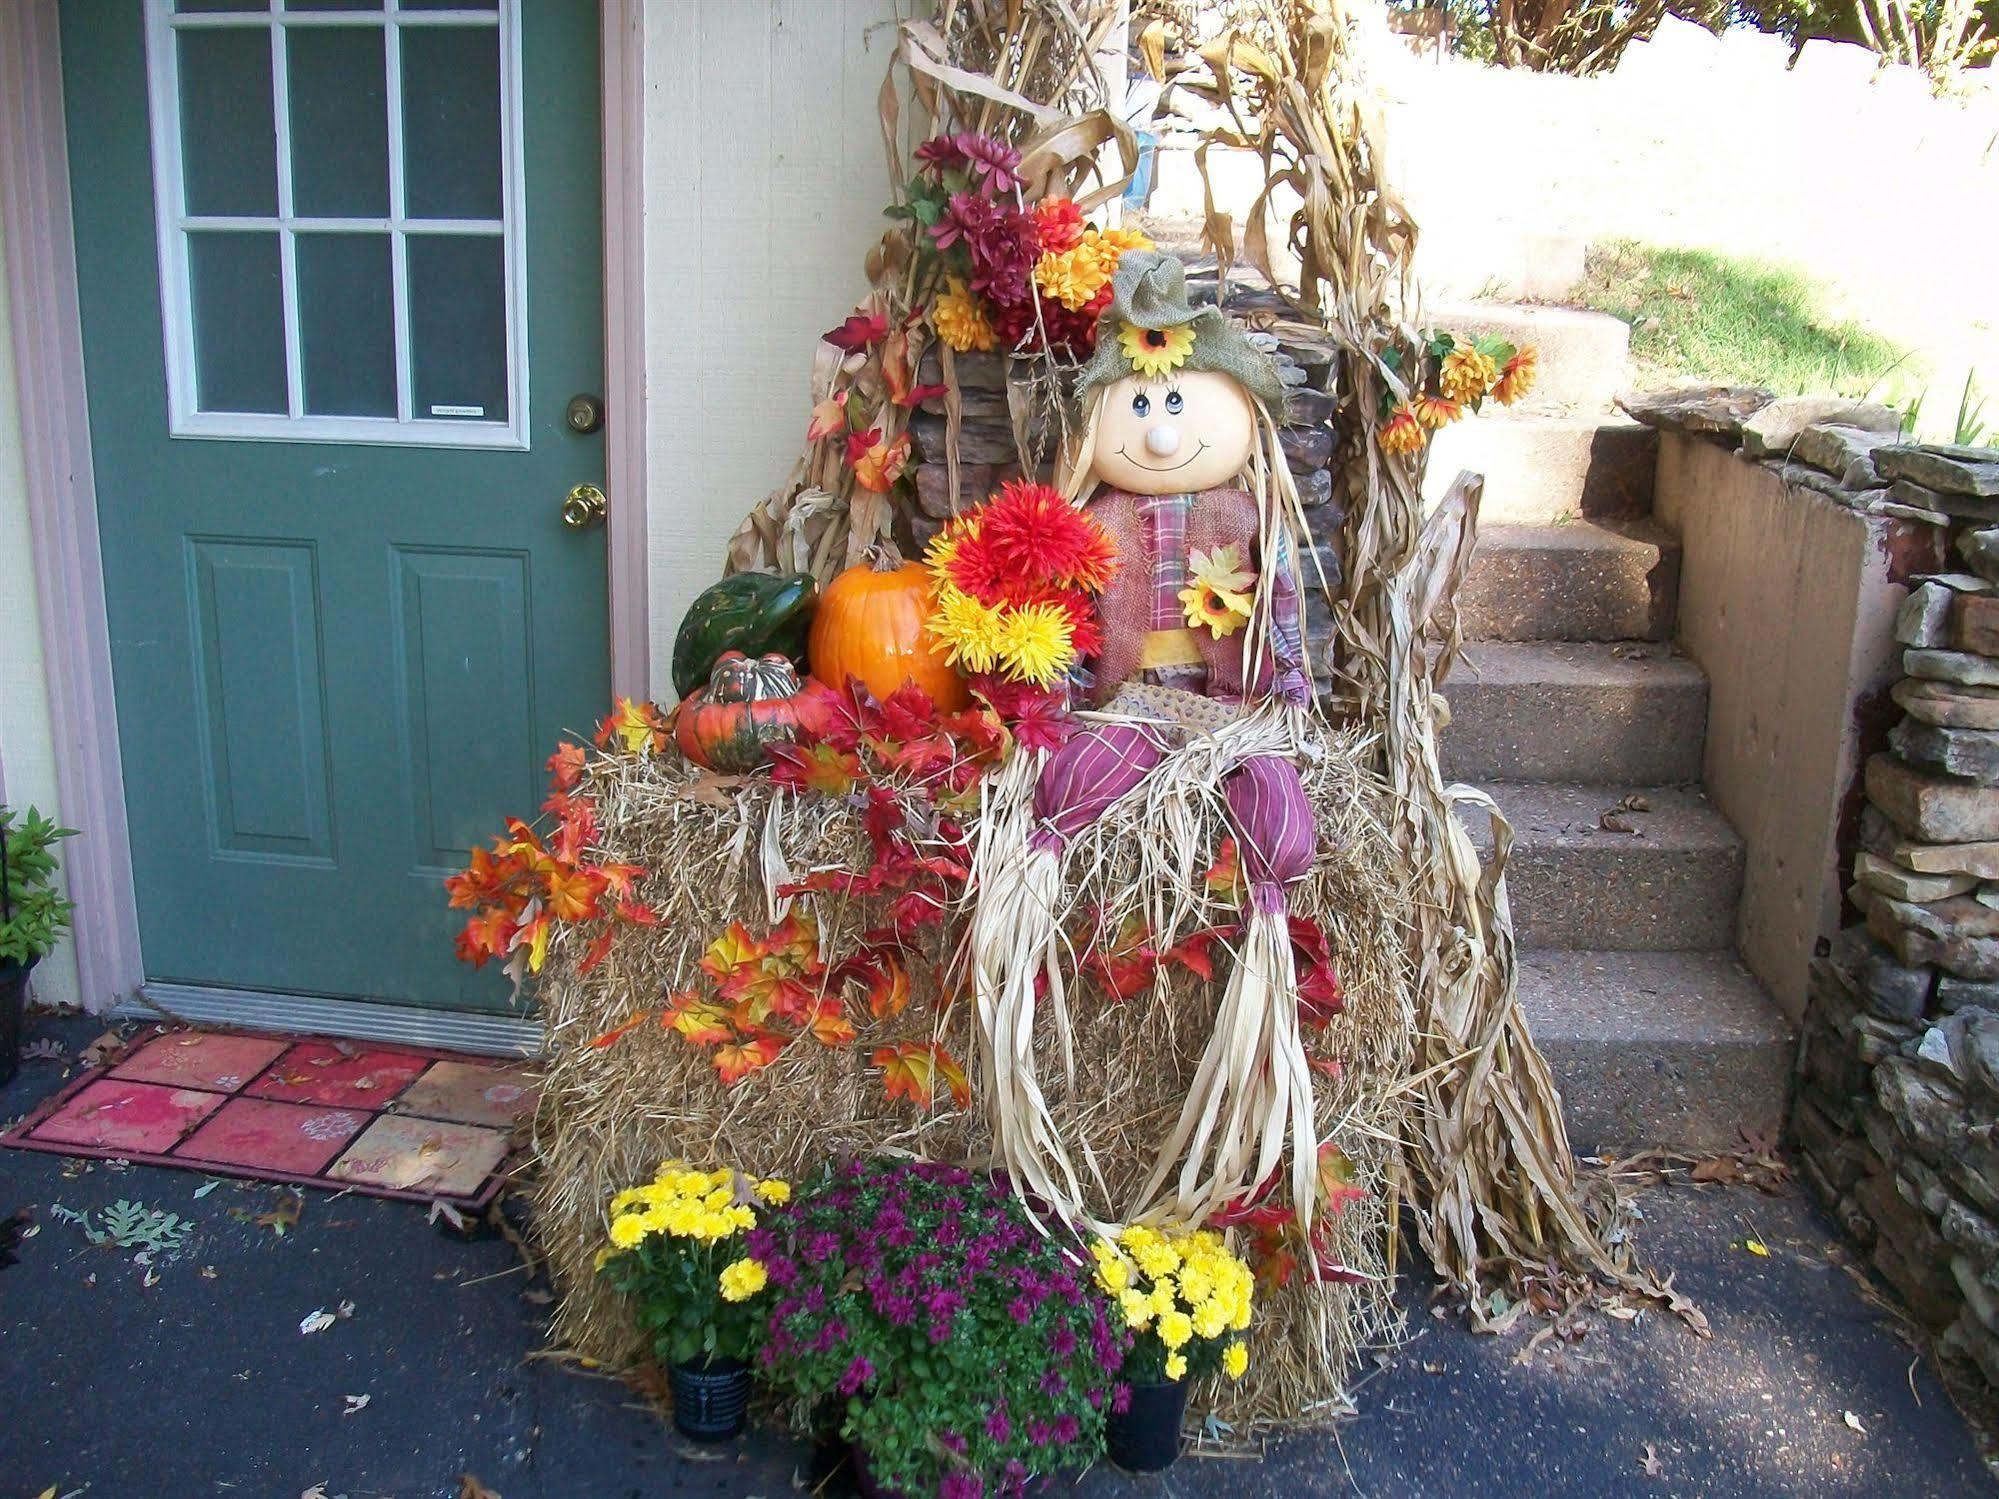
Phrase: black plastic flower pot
[
  {"left": 1105, "top": 1377, "right": 1188, "bottom": 1473},
  {"left": 668, "top": 1357, "right": 750, "bottom": 1442},
  {"left": 0, "top": 956, "right": 34, "bottom": 1088}
]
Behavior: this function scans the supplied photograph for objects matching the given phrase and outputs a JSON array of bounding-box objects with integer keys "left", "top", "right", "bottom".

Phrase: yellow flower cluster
[
  {"left": 602, "top": 1163, "right": 790, "bottom": 1253},
  {"left": 718, "top": 1256, "right": 769, "bottom": 1302},
  {"left": 1031, "top": 225, "right": 1156, "bottom": 314},
  {"left": 931, "top": 277, "right": 995, "bottom": 353},
  {"left": 1090, "top": 1225, "right": 1254, "bottom": 1381}
]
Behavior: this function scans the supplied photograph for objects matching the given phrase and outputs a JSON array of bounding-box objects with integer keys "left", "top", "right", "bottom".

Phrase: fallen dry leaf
[
  {"left": 1843, "top": 1410, "right": 1866, "bottom": 1433},
  {"left": 1640, "top": 1443, "right": 1664, "bottom": 1477},
  {"left": 681, "top": 769, "right": 748, "bottom": 809},
  {"left": 457, "top": 1476, "right": 502, "bottom": 1499},
  {"left": 79, "top": 1030, "right": 128, "bottom": 1067},
  {"left": 342, "top": 1393, "right": 370, "bottom": 1416}
]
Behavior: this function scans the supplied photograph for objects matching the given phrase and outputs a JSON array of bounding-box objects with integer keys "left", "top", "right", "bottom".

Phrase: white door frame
[{"left": 0, "top": 0, "right": 650, "bottom": 1038}]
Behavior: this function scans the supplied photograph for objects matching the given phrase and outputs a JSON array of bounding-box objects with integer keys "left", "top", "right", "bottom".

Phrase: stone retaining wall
[{"left": 1631, "top": 388, "right": 1999, "bottom": 1384}]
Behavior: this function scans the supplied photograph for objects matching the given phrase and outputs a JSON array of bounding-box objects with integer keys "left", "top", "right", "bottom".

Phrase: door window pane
[
  {"left": 187, "top": 232, "right": 287, "bottom": 414},
  {"left": 286, "top": 26, "right": 389, "bottom": 218},
  {"left": 297, "top": 233, "right": 395, "bottom": 417},
  {"left": 401, "top": 26, "right": 502, "bottom": 220},
  {"left": 408, "top": 235, "right": 506, "bottom": 423},
  {"left": 151, "top": 2, "right": 520, "bottom": 442},
  {"left": 177, "top": 29, "right": 278, "bottom": 217}
]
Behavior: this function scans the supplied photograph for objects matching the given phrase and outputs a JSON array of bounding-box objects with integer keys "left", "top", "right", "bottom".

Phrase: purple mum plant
[{"left": 755, "top": 1157, "right": 1128, "bottom": 1497}]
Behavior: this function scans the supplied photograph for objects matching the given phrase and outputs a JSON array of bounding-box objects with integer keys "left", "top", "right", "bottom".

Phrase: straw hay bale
[{"left": 530, "top": 723, "right": 1413, "bottom": 1428}]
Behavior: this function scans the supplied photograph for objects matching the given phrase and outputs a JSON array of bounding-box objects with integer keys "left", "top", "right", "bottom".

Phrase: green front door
[{"left": 62, "top": 0, "right": 608, "bottom": 1011}]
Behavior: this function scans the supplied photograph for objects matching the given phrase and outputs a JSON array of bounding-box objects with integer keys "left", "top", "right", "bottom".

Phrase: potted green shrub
[
  {"left": 756, "top": 1157, "right": 1128, "bottom": 1498},
  {"left": 1087, "top": 1224, "right": 1255, "bottom": 1472},
  {"left": 0, "top": 806, "right": 77, "bottom": 1085},
  {"left": 595, "top": 1161, "right": 786, "bottom": 1441}
]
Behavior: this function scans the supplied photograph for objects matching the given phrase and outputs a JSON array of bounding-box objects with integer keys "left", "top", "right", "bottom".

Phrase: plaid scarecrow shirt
[{"left": 1134, "top": 490, "right": 1310, "bottom": 705}]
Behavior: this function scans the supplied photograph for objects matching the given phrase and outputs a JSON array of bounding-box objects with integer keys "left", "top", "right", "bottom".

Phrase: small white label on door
[{"left": 429, "top": 403, "right": 486, "bottom": 418}]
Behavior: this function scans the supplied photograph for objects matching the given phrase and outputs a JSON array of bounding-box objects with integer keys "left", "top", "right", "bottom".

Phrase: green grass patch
[{"left": 1574, "top": 241, "right": 1911, "bottom": 399}]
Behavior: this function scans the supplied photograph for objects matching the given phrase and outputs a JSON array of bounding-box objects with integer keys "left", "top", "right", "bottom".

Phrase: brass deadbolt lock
[
  {"left": 561, "top": 484, "right": 608, "bottom": 530},
  {"left": 565, "top": 393, "right": 605, "bottom": 434}
]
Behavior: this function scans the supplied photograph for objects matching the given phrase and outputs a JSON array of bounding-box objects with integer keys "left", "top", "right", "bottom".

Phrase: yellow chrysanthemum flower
[
  {"left": 1094, "top": 1257, "right": 1131, "bottom": 1295},
  {"left": 1118, "top": 320, "right": 1196, "bottom": 378},
  {"left": 1157, "top": 1309, "right": 1195, "bottom": 1350},
  {"left": 996, "top": 602, "right": 1077, "bottom": 686},
  {"left": 753, "top": 1179, "right": 791, "bottom": 1205},
  {"left": 925, "top": 585, "right": 1007, "bottom": 676},
  {"left": 931, "top": 277, "right": 995, "bottom": 353},
  {"left": 1439, "top": 342, "right": 1499, "bottom": 404},
  {"left": 718, "top": 1257, "right": 769, "bottom": 1302},
  {"left": 1192, "top": 1300, "right": 1229, "bottom": 1340},
  {"left": 1164, "top": 1352, "right": 1189, "bottom": 1381},
  {"left": 607, "top": 1213, "right": 647, "bottom": 1250},
  {"left": 1119, "top": 1287, "right": 1155, "bottom": 1330},
  {"left": 1033, "top": 245, "right": 1114, "bottom": 312},
  {"left": 1223, "top": 1342, "right": 1249, "bottom": 1380},
  {"left": 1086, "top": 224, "right": 1154, "bottom": 259},
  {"left": 1133, "top": 1240, "right": 1180, "bottom": 1281},
  {"left": 592, "top": 1245, "right": 614, "bottom": 1272}
]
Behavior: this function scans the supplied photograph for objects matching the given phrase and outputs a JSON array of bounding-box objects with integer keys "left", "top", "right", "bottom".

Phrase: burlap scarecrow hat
[{"left": 1073, "top": 251, "right": 1289, "bottom": 423}]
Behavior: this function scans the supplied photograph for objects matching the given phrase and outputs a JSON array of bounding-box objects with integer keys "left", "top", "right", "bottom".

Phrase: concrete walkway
[{"left": 2, "top": 1013, "right": 1991, "bottom": 1498}]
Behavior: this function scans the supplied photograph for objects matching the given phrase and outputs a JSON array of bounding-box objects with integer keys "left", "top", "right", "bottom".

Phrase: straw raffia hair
[{"left": 530, "top": 717, "right": 1411, "bottom": 1429}]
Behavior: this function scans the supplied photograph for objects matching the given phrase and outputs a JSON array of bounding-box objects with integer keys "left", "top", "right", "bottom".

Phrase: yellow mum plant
[
  {"left": 1090, "top": 1225, "right": 1253, "bottom": 1387},
  {"left": 597, "top": 1161, "right": 787, "bottom": 1371}
]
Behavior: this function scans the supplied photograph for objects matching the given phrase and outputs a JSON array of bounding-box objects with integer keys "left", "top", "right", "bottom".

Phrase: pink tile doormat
[{"left": 3, "top": 1028, "right": 538, "bottom": 1209}]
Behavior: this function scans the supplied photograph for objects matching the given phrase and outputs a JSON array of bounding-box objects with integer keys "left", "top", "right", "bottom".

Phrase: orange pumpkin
[{"left": 808, "top": 558, "right": 970, "bottom": 710}]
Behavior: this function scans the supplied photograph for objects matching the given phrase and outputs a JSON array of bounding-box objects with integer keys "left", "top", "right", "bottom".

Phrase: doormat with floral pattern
[{"left": 2, "top": 1027, "right": 536, "bottom": 1209}]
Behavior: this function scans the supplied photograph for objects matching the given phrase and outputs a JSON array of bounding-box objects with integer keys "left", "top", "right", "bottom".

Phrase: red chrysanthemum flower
[
  {"left": 939, "top": 524, "right": 1010, "bottom": 607},
  {"left": 976, "top": 480, "right": 1118, "bottom": 594},
  {"left": 1031, "top": 197, "right": 1086, "bottom": 254}
]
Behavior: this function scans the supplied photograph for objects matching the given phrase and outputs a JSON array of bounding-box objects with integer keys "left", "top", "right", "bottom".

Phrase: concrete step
[
  {"left": 1480, "top": 782, "right": 1743, "bottom": 950},
  {"left": 1460, "top": 519, "right": 1681, "bottom": 643},
  {"left": 1441, "top": 642, "right": 1708, "bottom": 784},
  {"left": 1518, "top": 948, "right": 1793, "bottom": 1153},
  {"left": 1422, "top": 413, "right": 1657, "bottom": 525},
  {"left": 1426, "top": 301, "right": 1631, "bottom": 411}
]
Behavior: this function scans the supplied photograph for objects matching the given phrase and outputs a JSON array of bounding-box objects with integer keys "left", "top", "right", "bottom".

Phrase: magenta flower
[
  {"left": 957, "top": 132, "right": 1023, "bottom": 194},
  {"left": 838, "top": 1354, "right": 875, "bottom": 1396}
]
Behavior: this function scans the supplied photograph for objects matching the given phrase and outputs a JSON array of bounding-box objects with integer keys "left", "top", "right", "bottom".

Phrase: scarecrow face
[{"left": 1090, "top": 369, "right": 1257, "bottom": 496}]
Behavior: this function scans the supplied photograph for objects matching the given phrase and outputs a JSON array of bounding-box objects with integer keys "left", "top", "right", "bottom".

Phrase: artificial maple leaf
[
  {"left": 576, "top": 928, "right": 616, "bottom": 975},
  {"left": 721, "top": 969, "right": 818, "bottom": 1031},
  {"left": 762, "top": 909, "right": 823, "bottom": 975},
  {"left": 886, "top": 886, "right": 948, "bottom": 930},
  {"left": 768, "top": 742, "right": 863, "bottom": 797},
  {"left": 869, "top": 733, "right": 959, "bottom": 782},
  {"left": 595, "top": 697, "right": 665, "bottom": 756},
  {"left": 1289, "top": 915, "right": 1345, "bottom": 1026},
  {"left": 876, "top": 680, "right": 938, "bottom": 742},
  {"left": 836, "top": 948, "right": 910, "bottom": 1019},
  {"left": 1007, "top": 690, "right": 1076, "bottom": 754},
  {"left": 846, "top": 428, "right": 911, "bottom": 493},
  {"left": 596, "top": 862, "right": 645, "bottom": 900},
  {"left": 586, "top": 1008, "right": 653, "bottom": 1048},
  {"left": 803, "top": 996, "right": 858, "bottom": 1047},
  {"left": 542, "top": 865, "right": 608, "bottom": 923},
  {"left": 822, "top": 311, "right": 888, "bottom": 352},
  {"left": 873, "top": 1041, "right": 965, "bottom": 1108},
  {"left": 805, "top": 388, "right": 849, "bottom": 442},
  {"left": 445, "top": 846, "right": 508, "bottom": 909},
  {"left": 789, "top": 678, "right": 867, "bottom": 751},
  {"left": 1083, "top": 913, "right": 1158, "bottom": 1001},
  {"left": 662, "top": 994, "right": 734, "bottom": 1047},
  {"left": 939, "top": 707, "right": 1006, "bottom": 758},
  {"left": 714, "top": 1034, "right": 786, "bottom": 1086},
  {"left": 1316, "top": 1143, "right": 1366, "bottom": 1217},
  {"left": 1204, "top": 837, "right": 1246, "bottom": 906},
  {"left": 1164, "top": 925, "right": 1237, "bottom": 983},
  {"left": 515, "top": 911, "right": 552, "bottom": 974},
  {"left": 546, "top": 741, "right": 587, "bottom": 790},
  {"left": 700, "top": 922, "right": 764, "bottom": 982},
  {"left": 542, "top": 789, "right": 599, "bottom": 863},
  {"left": 615, "top": 899, "right": 660, "bottom": 926}
]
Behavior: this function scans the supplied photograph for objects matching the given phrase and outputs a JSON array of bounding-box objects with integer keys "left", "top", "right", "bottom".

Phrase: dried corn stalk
[{"left": 1171, "top": 0, "right": 1690, "bottom": 1326}]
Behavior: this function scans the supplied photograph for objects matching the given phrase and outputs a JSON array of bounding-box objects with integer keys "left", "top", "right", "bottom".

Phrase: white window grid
[{"left": 142, "top": 0, "right": 530, "bottom": 450}]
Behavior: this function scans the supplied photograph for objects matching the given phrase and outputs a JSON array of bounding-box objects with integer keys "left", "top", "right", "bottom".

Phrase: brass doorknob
[{"left": 561, "top": 484, "right": 607, "bottom": 530}]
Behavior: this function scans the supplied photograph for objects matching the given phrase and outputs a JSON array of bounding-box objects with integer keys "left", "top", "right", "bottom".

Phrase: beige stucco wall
[
  {"left": 641, "top": 0, "right": 904, "bottom": 699},
  {"left": 1655, "top": 432, "right": 1908, "bottom": 1021},
  {"left": 0, "top": 210, "right": 79, "bottom": 1011}
]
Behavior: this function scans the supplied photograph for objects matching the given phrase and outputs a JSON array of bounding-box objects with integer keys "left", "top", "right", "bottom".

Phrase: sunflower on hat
[{"left": 1119, "top": 320, "right": 1196, "bottom": 378}]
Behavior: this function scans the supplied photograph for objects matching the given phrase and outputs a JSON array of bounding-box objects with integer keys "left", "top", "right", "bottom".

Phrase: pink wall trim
[
  {"left": 601, "top": 0, "right": 650, "bottom": 701},
  {"left": 0, "top": 0, "right": 147, "bottom": 1012}
]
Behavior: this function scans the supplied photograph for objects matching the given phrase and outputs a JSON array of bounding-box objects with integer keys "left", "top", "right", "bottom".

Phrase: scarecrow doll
[{"left": 971, "top": 252, "right": 1325, "bottom": 1241}]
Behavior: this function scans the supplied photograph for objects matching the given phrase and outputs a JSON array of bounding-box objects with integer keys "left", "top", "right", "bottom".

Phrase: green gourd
[{"left": 670, "top": 572, "right": 817, "bottom": 698}]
